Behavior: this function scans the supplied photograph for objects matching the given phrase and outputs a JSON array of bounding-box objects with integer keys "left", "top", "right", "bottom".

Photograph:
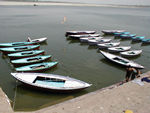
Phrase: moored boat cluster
[
  {"left": 66, "top": 30, "right": 145, "bottom": 69},
  {"left": 0, "top": 37, "right": 92, "bottom": 92},
  {"left": 0, "top": 37, "right": 58, "bottom": 72}
]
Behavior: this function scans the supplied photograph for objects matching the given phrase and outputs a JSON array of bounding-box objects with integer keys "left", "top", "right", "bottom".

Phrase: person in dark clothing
[
  {"left": 125, "top": 65, "right": 133, "bottom": 82},
  {"left": 131, "top": 68, "right": 141, "bottom": 80}
]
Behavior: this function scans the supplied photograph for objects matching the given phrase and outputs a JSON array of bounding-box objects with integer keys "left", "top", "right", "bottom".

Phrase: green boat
[
  {"left": 0, "top": 45, "right": 40, "bottom": 53},
  {"left": 15, "top": 62, "right": 58, "bottom": 72},
  {"left": 8, "top": 50, "right": 45, "bottom": 59},
  {"left": 0, "top": 41, "right": 36, "bottom": 47},
  {"left": 11, "top": 55, "right": 52, "bottom": 65}
]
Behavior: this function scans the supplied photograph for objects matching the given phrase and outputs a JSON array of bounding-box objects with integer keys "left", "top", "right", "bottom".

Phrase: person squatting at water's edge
[{"left": 125, "top": 65, "right": 141, "bottom": 83}]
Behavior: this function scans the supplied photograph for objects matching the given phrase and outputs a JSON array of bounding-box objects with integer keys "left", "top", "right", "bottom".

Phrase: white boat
[
  {"left": 27, "top": 37, "right": 47, "bottom": 43},
  {"left": 108, "top": 46, "right": 131, "bottom": 52},
  {"left": 100, "top": 51, "right": 144, "bottom": 69},
  {"left": 88, "top": 39, "right": 112, "bottom": 45},
  {"left": 97, "top": 42, "right": 120, "bottom": 49},
  {"left": 120, "top": 50, "right": 142, "bottom": 57},
  {"left": 11, "top": 73, "right": 92, "bottom": 93},
  {"left": 102, "top": 30, "right": 125, "bottom": 35},
  {"left": 65, "top": 31, "right": 96, "bottom": 36},
  {"left": 80, "top": 37, "right": 103, "bottom": 43},
  {"left": 69, "top": 34, "right": 100, "bottom": 39}
]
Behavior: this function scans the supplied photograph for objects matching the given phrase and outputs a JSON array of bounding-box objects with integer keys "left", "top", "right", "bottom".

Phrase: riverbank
[
  {"left": 0, "top": 1, "right": 146, "bottom": 8},
  {"left": 0, "top": 88, "right": 13, "bottom": 113},
  {"left": 1, "top": 71, "right": 150, "bottom": 113}
]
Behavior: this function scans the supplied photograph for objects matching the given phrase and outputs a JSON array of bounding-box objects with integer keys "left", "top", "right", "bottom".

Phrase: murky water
[{"left": 0, "top": 5, "right": 150, "bottom": 111}]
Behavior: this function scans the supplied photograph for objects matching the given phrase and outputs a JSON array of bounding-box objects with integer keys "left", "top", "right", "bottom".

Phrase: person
[
  {"left": 125, "top": 65, "right": 133, "bottom": 82},
  {"left": 131, "top": 68, "right": 141, "bottom": 80}
]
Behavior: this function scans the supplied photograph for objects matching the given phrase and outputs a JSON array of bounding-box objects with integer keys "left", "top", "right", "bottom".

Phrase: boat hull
[
  {"left": 8, "top": 50, "right": 45, "bottom": 59},
  {"left": 102, "top": 30, "right": 125, "bottom": 35},
  {"left": 27, "top": 37, "right": 47, "bottom": 43},
  {"left": 15, "top": 62, "right": 58, "bottom": 72},
  {"left": 69, "top": 34, "right": 100, "bottom": 39},
  {"left": 97, "top": 42, "right": 120, "bottom": 49},
  {"left": 11, "top": 73, "right": 91, "bottom": 93},
  {"left": 11, "top": 55, "right": 51, "bottom": 66},
  {"left": 0, "top": 45, "right": 40, "bottom": 54},
  {"left": 120, "top": 50, "right": 142, "bottom": 57},
  {"left": 108, "top": 46, "right": 131, "bottom": 52},
  {"left": 0, "top": 41, "right": 36, "bottom": 47},
  {"left": 100, "top": 50, "right": 144, "bottom": 69},
  {"left": 65, "top": 31, "right": 96, "bottom": 37}
]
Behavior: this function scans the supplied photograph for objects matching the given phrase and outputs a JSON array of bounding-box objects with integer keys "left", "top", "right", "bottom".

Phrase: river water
[{"left": 0, "top": 2, "right": 150, "bottom": 111}]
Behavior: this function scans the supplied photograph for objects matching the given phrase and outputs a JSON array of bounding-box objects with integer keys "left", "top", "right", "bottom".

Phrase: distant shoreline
[{"left": 0, "top": 1, "right": 150, "bottom": 8}]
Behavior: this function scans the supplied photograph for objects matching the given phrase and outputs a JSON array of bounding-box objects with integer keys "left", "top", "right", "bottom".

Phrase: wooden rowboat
[
  {"left": 141, "top": 39, "right": 150, "bottom": 44},
  {"left": 120, "top": 50, "right": 142, "bottom": 57},
  {"left": 97, "top": 42, "right": 120, "bottom": 49},
  {"left": 88, "top": 39, "right": 112, "bottom": 45},
  {"left": 102, "top": 30, "right": 125, "bottom": 35},
  {"left": 120, "top": 34, "right": 136, "bottom": 39},
  {"left": 8, "top": 50, "right": 45, "bottom": 59},
  {"left": 100, "top": 50, "right": 144, "bottom": 69},
  {"left": 69, "top": 34, "right": 100, "bottom": 39},
  {"left": 114, "top": 32, "right": 130, "bottom": 37},
  {"left": 0, "top": 41, "right": 36, "bottom": 47},
  {"left": 11, "top": 73, "right": 92, "bottom": 93},
  {"left": 108, "top": 46, "right": 131, "bottom": 52},
  {"left": 11, "top": 55, "right": 51, "bottom": 65},
  {"left": 65, "top": 30, "right": 96, "bottom": 37},
  {"left": 15, "top": 62, "right": 58, "bottom": 72},
  {"left": 80, "top": 37, "right": 103, "bottom": 43},
  {"left": 0, "top": 45, "right": 40, "bottom": 54},
  {"left": 132, "top": 36, "right": 145, "bottom": 41},
  {"left": 27, "top": 37, "right": 47, "bottom": 43}
]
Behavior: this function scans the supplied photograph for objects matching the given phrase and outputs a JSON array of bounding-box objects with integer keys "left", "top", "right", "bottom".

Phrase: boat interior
[
  {"left": 33, "top": 76, "right": 65, "bottom": 87},
  {"left": 27, "top": 57, "right": 42, "bottom": 61},
  {"left": 21, "top": 52, "right": 33, "bottom": 55},
  {"left": 15, "top": 47, "right": 28, "bottom": 50},
  {"left": 113, "top": 57, "right": 129, "bottom": 64}
]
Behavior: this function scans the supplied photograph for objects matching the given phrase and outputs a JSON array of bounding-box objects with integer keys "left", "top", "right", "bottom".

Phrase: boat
[
  {"left": 132, "top": 36, "right": 145, "bottom": 41},
  {"left": 114, "top": 32, "right": 130, "bottom": 37},
  {"left": 120, "top": 34, "right": 136, "bottom": 39},
  {"left": 11, "top": 55, "right": 51, "bottom": 65},
  {"left": 141, "top": 39, "right": 150, "bottom": 44},
  {"left": 8, "top": 50, "right": 45, "bottom": 59},
  {"left": 69, "top": 34, "right": 100, "bottom": 39},
  {"left": 11, "top": 73, "right": 92, "bottom": 92},
  {"left": 101, "top": 30, "right": 125, "bottom": 35},
  {"left": 0, "top": 45, "right": 40, "bottom": 54},
  {"left": 108, "top": 46, "right": 131, "bottom": 52},
  {"left": 97, "top": 42, "right": 120, "bottom": 49},
  {"left": 120, "top": 50, "right": 142, "bottom": 57},
  {"left": 15, "top": 62, "right": 58, "bottom": 72},
  {"left": 80, "top": 37, "right": 103, "bottom": 43},
  {"left": 27, "top": 37, "right": 47, "bottom": 43},
  {"left": 65, "top": 30, "right": 96, "bottom": 37},
  {"left": 0, "top": 41, "right": 36, "bottom": 47},
  {"left": 100, "top": 50, "right": 144, "bottom": 69},
  {"left": 88, "top": 39, "right": 112, "bottom": 45}
]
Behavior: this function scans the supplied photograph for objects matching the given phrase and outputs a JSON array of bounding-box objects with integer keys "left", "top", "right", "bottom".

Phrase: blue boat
[
  {"left": 114, "top": 32, "right": 130, "bottom": 37},
  {"left": 132, "top": 36, "right": 145, "bottom": 41},
  {"left": 141, "top": 39, "right": 150, "bottom": 44},
  {"left": 15, "top": 62, "right": 58, "bottom": 72},
  {"left": 11, "top": 55, "right": 51, "bottom": 65},
  {"left": 120, "top": 34, "right": 136, "bottom": 39},
  {"left": 8, "top": 50, "right": 45, "bottom": 59},
  {"left": 0, "top": 41, "right": 36, "bottom": 47},
  {"left": 0, "top": 45, "right": 40, "bottom": 54}
]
